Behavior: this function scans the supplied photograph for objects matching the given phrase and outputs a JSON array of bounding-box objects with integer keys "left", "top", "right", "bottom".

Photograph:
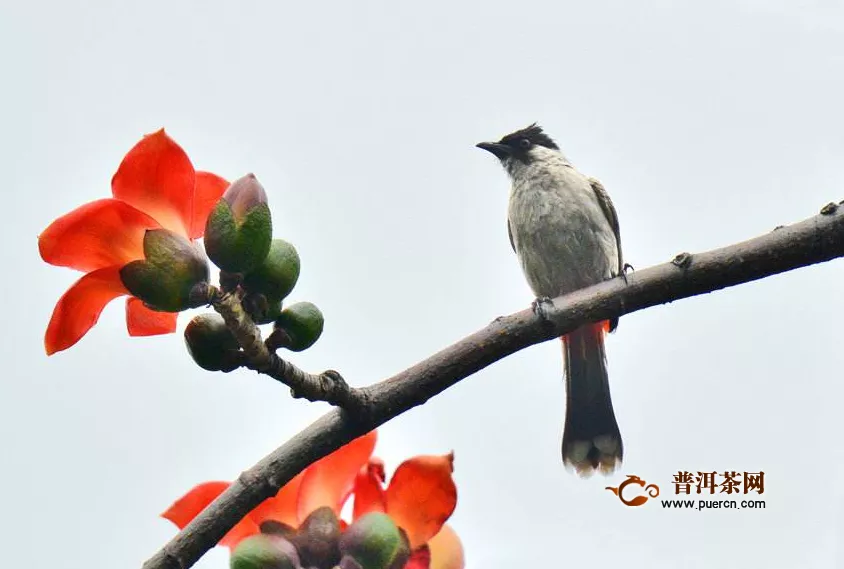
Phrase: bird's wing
[
  {"left": 588, "top": 177, "right": 623, "bottom": 276},
  {"left": 589, "top": 177, "right": 623, "bottom": 333},
  {"left": 507, "top": 218, "right": 515, "bottom": 253}
]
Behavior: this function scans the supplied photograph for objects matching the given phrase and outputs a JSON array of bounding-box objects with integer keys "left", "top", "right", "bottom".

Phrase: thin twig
[
  {"left": 210, "top": 288, "right": 367, "bottom": 410},
  {"left": 144, "top": 203, "right": 844, "bottom": 569}
]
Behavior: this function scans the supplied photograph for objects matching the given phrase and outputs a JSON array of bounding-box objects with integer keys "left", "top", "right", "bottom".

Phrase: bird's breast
[{"left": 507, "top": 169, "right": 618, "bottom": 297}]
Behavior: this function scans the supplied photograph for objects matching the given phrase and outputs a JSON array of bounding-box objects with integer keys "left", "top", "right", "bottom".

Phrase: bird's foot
[
  {"left": 620, "top": 263, "right": 635, "bottom": 284},
  {"left": 531, "top": 296, "right": 555, "bottom": 321}
]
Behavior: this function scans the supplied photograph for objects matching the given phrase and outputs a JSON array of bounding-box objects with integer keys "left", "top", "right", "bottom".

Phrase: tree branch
[
  {"left": 210, "top": 288, "right": 368, "bottom": 410},
  {"left": 144, "top": 202, "right": 844, "bottom": 569}
]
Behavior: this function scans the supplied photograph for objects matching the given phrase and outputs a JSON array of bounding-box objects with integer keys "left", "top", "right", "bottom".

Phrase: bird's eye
[{"left": 519, "top": 138, "right": 532, "bottom": 149}]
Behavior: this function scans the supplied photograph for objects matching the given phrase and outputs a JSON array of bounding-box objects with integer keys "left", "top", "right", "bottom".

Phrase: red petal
[
  {"left": 249, "top": 471, "right": 305, "bottom": 528},
  {"left": 161, "top": 481, "right": 260, "bottom": 549},
  {"left": 428, "top": 525, "right": 464, "bottom": 569},
  {"left": 44, "top": 266, "right": 128, "bottom": 355},
  {"left": 39, "top": 199, "right": 159, "bottom": 272},
  {"left": 162, "top": 481, "right": 230, "bottom": 529},
  {"left": 405, "top": 546, "right": 432, "bottom": 569},
  {"left": 297, "top": 431, "right": 378, "bottom": 522},
  {"left": 190, "top": 171, "right": 229, "bottom": 239},
  {"left": 125, "top": 298, "right": 178, "bottom": 336},
  {"left": 385, "top": 453, "right": 457, "bottom": 549},
  {"left": 352, "top": 458, "right": 387, "bottom": 520},
  {"left": 111, "top": 129, "right": 195, "bottom": 236}
]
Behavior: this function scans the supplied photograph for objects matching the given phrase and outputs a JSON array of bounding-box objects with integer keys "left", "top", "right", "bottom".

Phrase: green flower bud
[
  {"left": 339, "top": 513, "right": 410, "bottom": 569},
  {"left": 120, "top": 229, "right": 209, "bottom": 312},
  {"left": 242, "top": 239, "right": 301, "bottom": 301},
  {"left": 230, "top": 534, "right": 301, "bottom": 569},
  {"left": 273, "top": 302, "right": 324, "bottom": 352},
  {"left": 205, "top": 174, "right": 273, "bottom": 273},
  {"left": 293, "top": 506, "right": 341, "bottom": 569},
  {"left": 184, "top": 314, "right": 240, "bottom": 372}
]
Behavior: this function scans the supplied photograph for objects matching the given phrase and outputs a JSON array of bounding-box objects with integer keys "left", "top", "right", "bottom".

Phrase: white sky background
[{"left": 3, "top": 1, "right": 844, "bottom": 567}]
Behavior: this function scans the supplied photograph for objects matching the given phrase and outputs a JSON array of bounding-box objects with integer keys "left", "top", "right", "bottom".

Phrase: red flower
[
  {"left": 38, "top": 130, "right": 228, "bottom": 355},
  {"left": 352, "top": 454, "right": 462, "bottom": 569},
  {"left": 163, "top": 431, "right": 464, "bottom": 569}
]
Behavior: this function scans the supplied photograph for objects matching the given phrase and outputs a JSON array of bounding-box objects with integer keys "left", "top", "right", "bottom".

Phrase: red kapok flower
[
  {"left": 352, "top": 453, "right": 461, "bottom": 569},
  {"left": 38, "top": 129, "right": 228, "bottom": 355},
  {"left": 163, "top": 431, "right": 464, "bottom": 569}
]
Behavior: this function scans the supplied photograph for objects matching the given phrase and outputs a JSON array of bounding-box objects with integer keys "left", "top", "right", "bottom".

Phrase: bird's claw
[
  {"left": 532, "top": 296, "right": 554, "bottom": 321},
  {"left": 620, "top": 263, "right": 635, "bottom": 284}
]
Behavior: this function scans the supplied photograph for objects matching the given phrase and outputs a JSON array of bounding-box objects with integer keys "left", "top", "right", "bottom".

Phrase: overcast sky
[{"left": 3, "top": 1, "right": 844, "bottom": 567}]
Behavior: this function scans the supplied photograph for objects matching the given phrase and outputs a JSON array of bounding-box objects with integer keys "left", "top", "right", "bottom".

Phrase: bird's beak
[{"left": 476, "top": 141, "right": 512, "bottom": 160}]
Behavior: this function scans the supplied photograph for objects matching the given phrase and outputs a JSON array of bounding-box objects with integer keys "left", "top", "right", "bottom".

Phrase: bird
[{"left": 476, "top": 123, "right": 625, "bottom": 475}]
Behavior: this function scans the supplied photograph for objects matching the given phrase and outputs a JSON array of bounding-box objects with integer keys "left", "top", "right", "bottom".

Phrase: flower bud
[
  {"left": 184, "top": 313, "right": 240, "bottom": 372},
  {"left": 339, "top": 513, "right": 410, "bottom": 569},
  {"left": 242, "top": 239, "right": 301, "bottom": 301},
  {"left": 273, "top": 302, "right": 324, "bottom": 351},
  {"left": 205, "top": 174, "right": 273, "bottom": 273},
  {"left": 292, "top": 506, "right": 341, "bottom": 569},
  {"left": 120, "top": 229, "right": 209, "bottom": 312},
  {"left": 230, "top": 534, "right": 301, "bottom": 569},
  {"left": 260, "top": 520, "right": 297, "bottom": 540}
]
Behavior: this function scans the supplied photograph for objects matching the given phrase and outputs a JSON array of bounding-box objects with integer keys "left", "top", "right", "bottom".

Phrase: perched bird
[{"left": 477, "top": 124, "right": 625, "bottom": 475}]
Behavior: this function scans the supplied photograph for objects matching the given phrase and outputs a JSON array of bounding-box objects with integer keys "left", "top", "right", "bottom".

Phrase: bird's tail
[{"left": 561, "top": 322, "right": 623, "bottom": 475}]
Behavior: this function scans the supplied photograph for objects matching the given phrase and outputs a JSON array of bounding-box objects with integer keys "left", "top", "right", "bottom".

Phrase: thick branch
[
  {"left": 211, "top": 289, "right": 367, "bottom": 409},
  {"left": 145, "top": 203, "right": 844, "bottom": 569}
]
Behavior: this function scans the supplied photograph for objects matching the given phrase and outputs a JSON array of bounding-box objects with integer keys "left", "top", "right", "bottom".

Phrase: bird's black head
[{"left": 476, "top": 123, "right": 559, "bottom": 162}]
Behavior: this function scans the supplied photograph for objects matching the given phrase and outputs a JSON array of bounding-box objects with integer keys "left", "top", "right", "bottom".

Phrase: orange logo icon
[{"left": 606, "top": 475, "right": 660, "bottom": 506}]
